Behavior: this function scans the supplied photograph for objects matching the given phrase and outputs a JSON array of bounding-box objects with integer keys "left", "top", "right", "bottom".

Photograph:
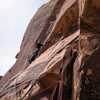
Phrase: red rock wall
[
  {"left": 0, "top": 0, "right": 63, "bottom": 88},
  {"left": 0, "top": 0, "right": 100, "bottom": 100}
]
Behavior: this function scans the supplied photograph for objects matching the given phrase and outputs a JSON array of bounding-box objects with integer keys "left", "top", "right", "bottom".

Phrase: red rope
[
  {"left": 58, "top": 81, "right": 63, "bottom": 100},
  {"left": 50, "top": 80, "right": 63, "bottom": 100}
]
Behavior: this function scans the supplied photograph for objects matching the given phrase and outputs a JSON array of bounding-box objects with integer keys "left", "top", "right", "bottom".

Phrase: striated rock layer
[{"left": 0, "top": 0, "right": 100, "bottom": 100}]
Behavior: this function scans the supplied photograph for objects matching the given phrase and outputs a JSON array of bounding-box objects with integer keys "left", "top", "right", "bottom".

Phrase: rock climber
[{"left": 29, "top": 42, "right": 43, "bottom": 63}]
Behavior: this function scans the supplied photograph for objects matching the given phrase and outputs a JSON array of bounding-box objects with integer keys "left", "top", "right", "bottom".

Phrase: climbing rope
[
  {"left": 50, "top": 81, "right": 63, "bottom": 100},
  {"left": 58, "top": 81, "right": 63, "bottom": 100},
  {"left": 27, "top": 81, "right": 58, "bottom": 100},
  {"left": 11, "top": 76, "right": 18, "bottom": 100}
]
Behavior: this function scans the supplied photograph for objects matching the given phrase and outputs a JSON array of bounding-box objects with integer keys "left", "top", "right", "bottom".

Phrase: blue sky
[{"left": 0, "top": 0, "right": 49, "bottom": 76}]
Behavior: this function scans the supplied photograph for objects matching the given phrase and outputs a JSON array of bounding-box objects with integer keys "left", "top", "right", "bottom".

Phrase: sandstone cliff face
[
  {"left": 0, "top": 0, "right": 64, "bottom": 88},
  {"left": 0, "top": 0, "right": 100, "bottom": 100}
]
